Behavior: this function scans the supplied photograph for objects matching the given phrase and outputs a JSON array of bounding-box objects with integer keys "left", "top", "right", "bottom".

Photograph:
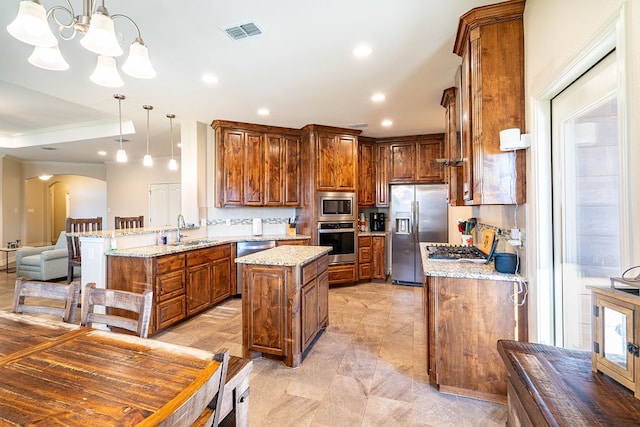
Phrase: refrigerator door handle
[
  {"left": 415, "top": 201, "right": 419, "bottom": 242},
  {"left": 410, "top": 201, "right": 415, "bottom": 242}
]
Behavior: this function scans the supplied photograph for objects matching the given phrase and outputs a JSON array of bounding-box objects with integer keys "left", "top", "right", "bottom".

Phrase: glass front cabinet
[{"left": 591, "top": 279, "right": 640, "bottom": 397}]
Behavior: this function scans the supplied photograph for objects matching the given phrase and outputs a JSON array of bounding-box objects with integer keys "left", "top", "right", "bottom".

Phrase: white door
[
  {"left": 551, "top": 52, "right": 621, "bottom": 349},
  {"left": 149, "top": 183, "right": 181, "bottom": 227}
]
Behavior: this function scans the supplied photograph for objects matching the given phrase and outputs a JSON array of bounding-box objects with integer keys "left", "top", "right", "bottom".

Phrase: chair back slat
[
  {"left": 12, "top": 278, "right": 80, "bottom": 323},
  {"left": 115, "top": 215, "right": 144, "bottom": 229},
  {"left": 81, "top": 283, "right": 153, "bottom": 338},
  {"left": 65, "top": 217, "right": 102, "bottom": 283}
]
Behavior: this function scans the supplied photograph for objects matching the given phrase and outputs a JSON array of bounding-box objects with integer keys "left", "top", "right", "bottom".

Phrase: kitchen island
[
  {"left": 420, "top": 242, "right": 528, "bottom": 403},
  {"left": 236, "top": 245, "right": 330, "bottom": 367}
]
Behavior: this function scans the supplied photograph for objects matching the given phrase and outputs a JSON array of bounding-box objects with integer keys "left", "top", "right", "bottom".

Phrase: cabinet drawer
[
  {"left": 157, "top": 270, "right": 185, "bottom": 300},
  {"left": 359, "top": 263, "right": 372, "bottom": 281},
  {"left": 156, "top": 254, "right": 185, "bottom": 275},
  {"left": 317, "top": 254, "right": 329, "bottom": 273},
  {"left": 156, "top": 295, "right": 186, "bottom": 330},
  {"left": 302, "top": 260, "right": 318, "bottom": 285},
  {"left": 359, "top": 236, "right": 372, "bottom": 247},
  {"left": 359, "top": 246, "right": 372, "bottom": 263},
  {"left": 328, "top": 263, "right": 356, "bottom": 285},
  {"left": 187, "top": 244, "right": 231, "bottom": 266}
]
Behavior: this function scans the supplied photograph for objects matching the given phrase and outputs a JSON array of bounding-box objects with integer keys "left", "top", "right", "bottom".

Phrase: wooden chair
[
  {"left": 81, "top": 283, "right": 153, "bottom": 338},
  {"left": 115, "top": 215, "right": 144, "bottom": 229},
  {"left": 66, "top": 216, "right": 102, "bottom": 283},
  {"left": 12, "top": 278, "right": 80, "bottom": 323},
  {"left": 162, "top": 348, "right": 230, "bottom": 427}
]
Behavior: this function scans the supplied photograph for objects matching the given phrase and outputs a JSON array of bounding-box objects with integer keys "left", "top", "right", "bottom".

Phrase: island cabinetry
[
  {"left": 213, "top": 120, "right": 301, "bottom": 207},
  {"left": 453, "top": 0, "right": 526, "bottom": 205},
  {"left": 238, "top": 247, "right": 330, "bottom": 367},
  {"left": 425, "top": 275, "right": 527, "bottom": 403},
  {"left": 106, "top": 243, "right": 235, "bottom": 335}
]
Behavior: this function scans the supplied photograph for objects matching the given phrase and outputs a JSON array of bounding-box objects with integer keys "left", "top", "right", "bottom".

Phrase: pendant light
[
  {"left": 114, "top": 94, "right": 127, "bottom": 163},
  {"left": 167, "top": 114, "right": 178, "bottom": 170},
  {"left": 143, "top": 105, "right": 153, "bottom": 166}
]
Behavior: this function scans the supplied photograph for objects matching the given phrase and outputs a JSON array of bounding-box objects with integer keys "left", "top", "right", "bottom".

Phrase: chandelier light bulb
[
  {"left": 116, "top": 148, "right": 127, "bottom": 163},
  {"left": 6, "top": 0, "right": 57, "bottom": 47},
  {"left": 168, "top": 158, "right": 178, "bottom": 170},
  {"left": 90, "top": 55, "right": 123, "bottom": 87},
  {"left": 80, "top": 7, "right": 123, "bottom": 57},
  {"left": 28, "top": 44, "right": 69, "bottom": 70}
]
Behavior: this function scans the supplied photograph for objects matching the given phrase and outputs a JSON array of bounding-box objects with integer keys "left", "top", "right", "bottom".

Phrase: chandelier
[{"left": 6, "top": 0, "right": 156, "bottom": 87}]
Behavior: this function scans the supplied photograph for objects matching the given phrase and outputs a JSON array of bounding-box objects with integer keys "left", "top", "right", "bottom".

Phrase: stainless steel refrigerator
[{"left": 391, "top": 184, "right": 448, "bottom": 285}]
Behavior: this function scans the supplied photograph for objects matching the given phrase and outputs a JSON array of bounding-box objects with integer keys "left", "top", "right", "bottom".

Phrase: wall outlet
[
  {"left": 508, "top": 239, "right": 522, "bottom": 247},
  {"left": 510, "top": 228, "right": 521, "bottom": 240},
  {"left": 226, "top": 219, "right": 231, "bottom": 226}
]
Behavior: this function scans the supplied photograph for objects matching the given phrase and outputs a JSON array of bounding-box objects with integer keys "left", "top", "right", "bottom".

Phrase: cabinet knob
[{"left": 627, "top": 342, "right": 639, "bottom": 357}]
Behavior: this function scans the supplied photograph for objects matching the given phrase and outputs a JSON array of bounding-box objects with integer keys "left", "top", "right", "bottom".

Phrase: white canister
[{"left": 252, "top": 218, "right": 263, "bottom": 235}]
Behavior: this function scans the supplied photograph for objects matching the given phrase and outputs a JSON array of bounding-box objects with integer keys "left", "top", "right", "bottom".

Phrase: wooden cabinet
[
  {"left": 453, "top": 0, "right": 526, "bottom": 205},
  {"left": 376, "top": 143, "right": 389, "bottom": 207},
  {"left": 106, "top": 243, "right": 235, "bottom": 335},
  {"left": 242, "top": 252, "right": 329, "bottom": 367},
  {"left": 383, "top": 135, "right": 445, "bottom": 184},
  {"left": 314, "top": 130, "right": 358, "bottom": 192},
  {"left": 441, "top": 87, "right": 464, "bottom": 206},
  {"left": 328, "top": 263, "right": 357, "bottom": 285},
  {"left": 591, "top": 283, "right": 640, "bottom": 396},
  {"left": 425, "top": 275, "right": 527, "bottom": 402},
  {"left": 358, "top": 139, "right": 376, "bottom": 207},
  {"left": 358, "top": 235, "right": 386, "bottom": 281},
  {"left": 213, "top": 120, "right": 301, "bottom": 207}
]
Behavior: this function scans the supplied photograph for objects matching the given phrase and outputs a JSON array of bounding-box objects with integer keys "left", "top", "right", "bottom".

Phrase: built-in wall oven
[{"left": 317, "top": 221, "right": 356, "bottom": 264}]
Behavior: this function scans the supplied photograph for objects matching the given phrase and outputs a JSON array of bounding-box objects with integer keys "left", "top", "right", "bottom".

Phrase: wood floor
[{"left": 0, "top": 272, "right": 507, "bottom": 426}]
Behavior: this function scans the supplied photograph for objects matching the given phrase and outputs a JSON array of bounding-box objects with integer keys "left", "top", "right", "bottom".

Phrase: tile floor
[{"left": 0, "top": 271, "right": 507, "bottom": 426}]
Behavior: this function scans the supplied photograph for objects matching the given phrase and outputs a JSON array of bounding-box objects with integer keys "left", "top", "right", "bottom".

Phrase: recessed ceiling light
[
  {"left": 371, "top": 93, "right": 385, "bottom": 103},
  {"left": 202, "top": 73, "right": 218, "bottom": 84},
  {"left": 381, "top": 119, "right": 393, "bottom": 127},
  {"left": 257, "top": 108, "right": 270, "bottom": 116},
  {"left": 98, "top": 150, "right": 107, "bottom": 156},
  {"left": 352, "top": 44, "right": 372, "bottom": 58}
]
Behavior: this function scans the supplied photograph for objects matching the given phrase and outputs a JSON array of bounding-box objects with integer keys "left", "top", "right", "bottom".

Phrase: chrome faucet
[{"left": 177, "top": 214, "right": 186, "bottom": 242}]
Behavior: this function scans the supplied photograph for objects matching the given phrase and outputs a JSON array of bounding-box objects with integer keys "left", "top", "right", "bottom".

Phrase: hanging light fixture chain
[{"left": 167, "top": 114, "right": 175, "bottom": 158}]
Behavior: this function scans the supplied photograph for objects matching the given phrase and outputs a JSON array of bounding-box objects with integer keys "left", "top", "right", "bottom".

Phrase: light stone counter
[
  {"left": 235, "top": 245, "right": 331, "bottom": 267},
  {"left": 358, "top": 231, "right": 389, "bottom": 237},
  {"left": 419, "top": 242, "right": 525, "bottom": 282}
]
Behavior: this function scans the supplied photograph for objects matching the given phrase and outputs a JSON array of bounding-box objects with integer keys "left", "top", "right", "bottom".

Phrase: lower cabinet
[
  {"left": 358, "top": 235, "right": 386, "bottom": 282},
  {"left": 328, "top": 263, "right": 357, "bottom": 285},
  {"left": 106, "top": 243, "right": 235, "bottom": 336}
]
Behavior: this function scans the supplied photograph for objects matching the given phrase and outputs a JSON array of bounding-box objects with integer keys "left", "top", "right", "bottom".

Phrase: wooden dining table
[{"left": 0, "top": 310, "right": 223, "bottom": 426}]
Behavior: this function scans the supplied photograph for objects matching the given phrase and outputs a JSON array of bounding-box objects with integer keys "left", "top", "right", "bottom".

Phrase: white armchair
[{"left": 16, "top": 232, "right": 71, "bottom": 281}]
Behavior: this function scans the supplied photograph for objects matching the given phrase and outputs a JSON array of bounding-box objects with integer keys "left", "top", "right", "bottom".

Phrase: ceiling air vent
[
  {"left": 222, "top": 22, "right": 263, "bottom": 41},
  {"left": 347, "top": 123, "right": 368, "bottom": 129}
]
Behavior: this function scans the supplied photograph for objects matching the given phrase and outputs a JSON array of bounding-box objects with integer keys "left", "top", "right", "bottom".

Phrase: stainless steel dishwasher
[{"left": 235, "top": 240, "right": 276, "bottom": 295}]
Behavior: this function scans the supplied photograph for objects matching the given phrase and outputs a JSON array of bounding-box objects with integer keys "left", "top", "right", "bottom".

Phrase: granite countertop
[
  {"left": 106, "top": 234, "right": 310, "bottom": 258},
  {"left": 419, "top": 242, "right": 526, "bottom": 282},
  {"left": 235, "top": 245, "right": 331, "bottom": 267},
  {"left": 67, "top": 225, "right": 200, "bottom": 238},
  {"left": 358, "top": 231, "right": 389, "bottom": 237}
]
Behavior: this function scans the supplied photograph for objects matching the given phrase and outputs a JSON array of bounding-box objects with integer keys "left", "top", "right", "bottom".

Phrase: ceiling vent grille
[
  {"left": 222, "top": 22, "right": 263, "bottom": 40},
  {"left": 347, "top": 123, "right": 368, "bottom": 129}
]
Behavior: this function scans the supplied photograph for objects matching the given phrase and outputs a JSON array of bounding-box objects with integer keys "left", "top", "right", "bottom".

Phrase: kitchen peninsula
[
  {"left": 71, "top": 226, "right": 309, "bottom": 335},
  {"left": 420, "top": 242, "right": 528, "bottom": 403},
  {"left": 236, "top": 245, "right": 330, "bottom": 368}
]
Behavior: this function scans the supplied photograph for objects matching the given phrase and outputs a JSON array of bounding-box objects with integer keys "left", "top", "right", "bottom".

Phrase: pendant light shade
[
  {"left": 143, "top": 104, "right": 153, "bottom": 167},
  {"left": 122, "top": 39, "right": 156, "bottom": 79},
  {"left": 28, "top": 44, "right": 69, "bottom": 70},
  {"left": 6, "top": 0, "right": 56, "bottom": 47},
  {"left": 167, "top": 114, "right": 178, "bottom": 171},
  {"left": 114, "top": 94, "right": 127, "bottom": 163},
  {"left": 80, "top": 7, "right": 123, "bottom": 57},
  {"left": 90, "top": 55, "right": 123, "bottom": 87}
]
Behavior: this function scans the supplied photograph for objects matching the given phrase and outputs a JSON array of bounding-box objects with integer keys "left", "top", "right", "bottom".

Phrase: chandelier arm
[{"left": 110, "top": 14, "right": 143, "bottom": 40}]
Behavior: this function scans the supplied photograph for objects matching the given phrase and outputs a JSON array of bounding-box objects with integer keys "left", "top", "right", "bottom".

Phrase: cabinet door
[
  {"left": 416, "top": 139, "right": 445, "bottom": 183},
  {"left": 389, "top": 143, "right": 415, "bottom": 182},
  {"left": 221, "top": 129, "right": 245, "bottom": 206},
  {"left": 301, "top": 279, "right": 318, "bottom": 351},
  {"left": 316, "top": 133, "right": 337, "bottom": 191},
  {"left": 318, "top": 270, "right": 329, "bottom": 326},
  {"left": 264, "top": 134, "right": 283, "bottom": 206},
  {"left": 372, "top": 236, "right": 386, "bottom": 280},
  {"left": 212, "top": 257, "right": 232, "bottom": 304},
  {"left": 358, "top": 142, "right": 375, "bottom": 207},
  {"left": 460, "top": 46, "right": 474, "bottom": 202},
  {"left": 244, "top": 132, "right": 264, "bottom": 206},
  {"left": 245, "top": 267, "right": 286, "bottom": 355},
  {"left": 336, "top": 135, "right": 357, "bottom": 191},
  {"left": 186, "top": 263, "right": 212, "bottom": 315},
  {"left": 283, "top": 135, "right": 300, "bottom": 206},
  {"left": 376, "top": 144, "right": 389, "bottom": 207}
]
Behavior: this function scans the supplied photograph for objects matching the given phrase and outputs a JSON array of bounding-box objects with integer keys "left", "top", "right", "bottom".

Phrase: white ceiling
[{"left": 0, "top": 0, "right": 496, "bottom": 165}]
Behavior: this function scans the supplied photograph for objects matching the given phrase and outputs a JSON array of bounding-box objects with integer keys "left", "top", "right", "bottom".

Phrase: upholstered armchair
[{"left": 16, "top": 232, "right": 71, "bottom": 281}]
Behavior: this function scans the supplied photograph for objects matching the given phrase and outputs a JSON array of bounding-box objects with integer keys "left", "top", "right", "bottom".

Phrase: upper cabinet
[
  {"left": 303, "top": 125, "right": 359, "bottom": 193},
  {"left": 358, "top": 138, "right": 376, "bottom": 207},
  {"left": 213, "top": 120, "right": 301, "bottom": 207},
  {"left": 441, "top": 87, "right": 464, "bottom": 206},
  {"left": 454, "top": 0, "right": 526, "bottom": 205},
  {"left": 383, "top": 134, "right": 445, "bottom": 184}
]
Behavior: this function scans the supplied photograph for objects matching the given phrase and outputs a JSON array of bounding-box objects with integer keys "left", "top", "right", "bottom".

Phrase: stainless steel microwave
[{"left": 317, "top": 192, "right": 355, "bottom": 222}]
